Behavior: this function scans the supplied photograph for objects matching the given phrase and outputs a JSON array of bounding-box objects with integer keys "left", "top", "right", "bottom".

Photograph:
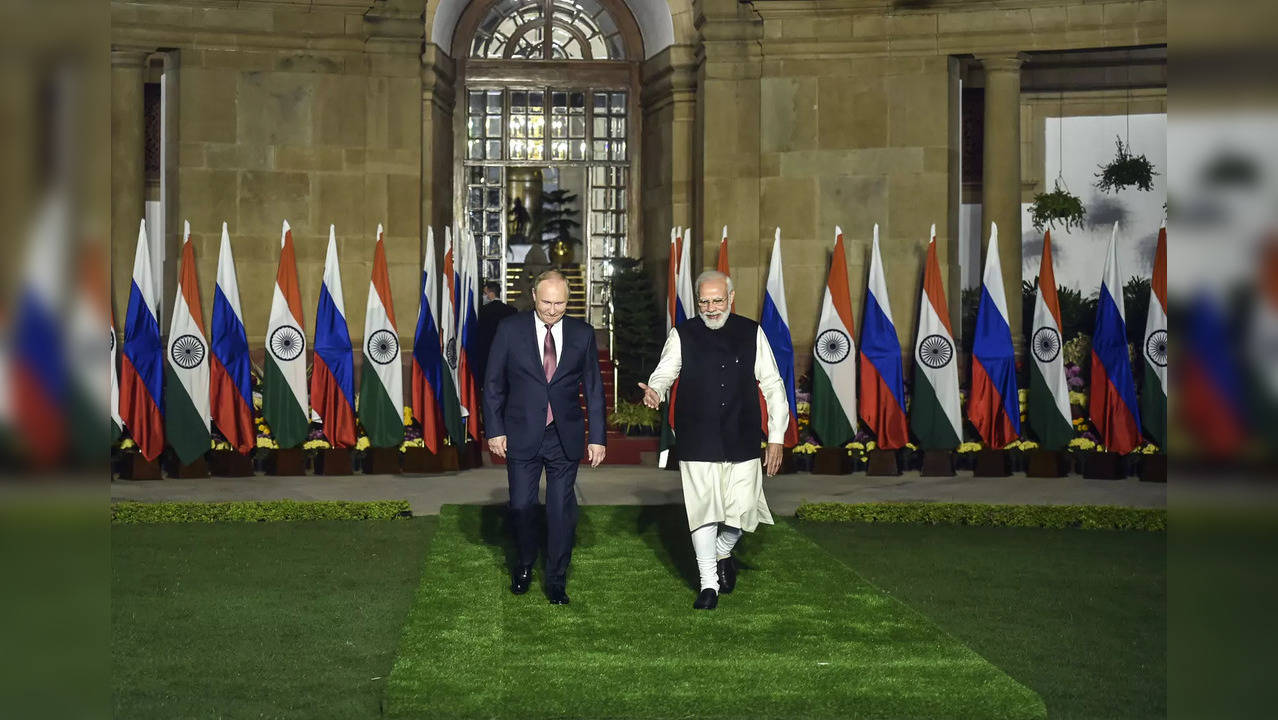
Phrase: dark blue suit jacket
[{"left": 483, "top": 312, "right": 607, "bottom": 461}]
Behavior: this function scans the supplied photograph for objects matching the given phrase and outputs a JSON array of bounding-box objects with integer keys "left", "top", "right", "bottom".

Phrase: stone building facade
[{"left": 111, "top": 0, "right": 1166, "bottom": 377}]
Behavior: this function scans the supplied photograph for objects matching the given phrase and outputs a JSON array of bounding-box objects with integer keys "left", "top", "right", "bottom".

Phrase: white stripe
[
  {"left": 322, "top": 224, "right": 347, "bottom": 316},
  {"left": 765, "top": 228, "right": 789, "bottom": 323},
  {"left": 981, "top": 222, "right": 1010, "bottom": 323},
  {"left": 1100, "top": 222, "right": 1125, "bottom": 322},
  {"left": 867, "top": 224, "right": 894, "bottom": 323},
  {"left": 132, "top": 219, "right": 159, "bottom": 319},
  {"left": 1031, "top": 242, "right": 1071, "bottom": 427},
  {"left": 215, "top": 222, "right": 245, "bottom": 321},
  {"left": 364, "top": 227, "right": 403, "bottom": 414},
  {"left": 168, "top": 231, "right": 211, "bottom": 430},
  {"left": 814, "top": 227, "right": 856, "bottom": 433}
]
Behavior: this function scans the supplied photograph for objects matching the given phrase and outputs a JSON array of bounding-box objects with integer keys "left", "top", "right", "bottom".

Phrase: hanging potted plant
[
  {"left": 1095, "top": 136, "right": 1157, "bottom": 193},
  {"left": 1029, "top": 179, "right": 1087, "bottom": 232}
]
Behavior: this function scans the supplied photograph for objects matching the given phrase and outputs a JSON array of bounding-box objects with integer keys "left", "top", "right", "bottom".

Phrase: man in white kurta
[{"left": 640, "top": 271, "right": 789, "bottom": 610}]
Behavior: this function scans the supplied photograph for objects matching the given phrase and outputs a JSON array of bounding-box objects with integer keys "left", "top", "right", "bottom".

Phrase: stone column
[
  {"left": 421, "top": 45, "right": 456, "bottom": 242},
  {"left": 978, "top": 53, "right": 1027, "bottom": 355},
  {"left": 694, "top": 0, "right": 763, "bottom": 308},
  {"left": 111, "top": 48, "right": 148, "bottom": 316},
  {"left": 640, "top": 44, "right": 697, "bottom": 293}
]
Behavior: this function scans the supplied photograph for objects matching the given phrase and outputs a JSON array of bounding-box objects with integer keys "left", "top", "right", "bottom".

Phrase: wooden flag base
[
  {"left": 315, "top": 448, "right": 353, "bottom": 476},
  {"left": 1026, "top": 450, "right": 1068, "bottom": 478},
  {"left": 811, "top": 447, "right": 849, "bottom": 475},
  {"left": 920, "top": 450, "right": 955, "bottom": 476},
  {"left": 402, "top": 447, "right": 444, "bottom": 474},
  {"left": 1139, "top": 454, "right": 1166, "bottom": 483},
  {"left": 866, "top": 449, "right": 900, "bottom": 476},
  {"left": 168, "top": 455, "right": 208, "bottom": 479},
  {"left": 363, "top": 447, "right": 402, "bottom": 474},
  {"left": 973, "top": 449, "right": 1010, "bottom": 477},
  {"left": 207, "top": 450, "right": 255, "bottom": 477},
  {"left": 267, "top": 448, "right": 308, "bottom": 476},
  {"left": 1081, "top": 451, "right": 1125, "bottom": 479},
  {"left": 119, "top": 454, "right": 162, "bottom": 480},
  {"left": 438, "top": 446, "right": 460, "bottom": 472}
]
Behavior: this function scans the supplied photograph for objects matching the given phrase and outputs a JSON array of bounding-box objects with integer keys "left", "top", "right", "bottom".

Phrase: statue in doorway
[{"left": 509, "top": 197, "right": 531, "bottom": 243}]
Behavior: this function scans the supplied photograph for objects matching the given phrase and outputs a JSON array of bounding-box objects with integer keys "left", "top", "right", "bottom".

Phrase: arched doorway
[{"left": 452, "top": 0, "right": 644, "bottom": 327}]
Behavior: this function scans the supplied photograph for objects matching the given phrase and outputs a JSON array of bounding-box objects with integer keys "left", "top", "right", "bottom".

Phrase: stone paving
[{"left": 111, "top": 465, "right": 1166, "bottom": 516}]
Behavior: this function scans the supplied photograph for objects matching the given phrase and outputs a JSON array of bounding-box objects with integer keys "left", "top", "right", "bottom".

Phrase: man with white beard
[{"left": 638, "top": 270, "right": 788, "bottom": 609}]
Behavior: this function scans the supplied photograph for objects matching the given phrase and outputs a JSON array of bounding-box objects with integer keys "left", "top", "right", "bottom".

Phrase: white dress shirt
[{"left": 534, "top": 315, "right": 564, "bottom": 369}]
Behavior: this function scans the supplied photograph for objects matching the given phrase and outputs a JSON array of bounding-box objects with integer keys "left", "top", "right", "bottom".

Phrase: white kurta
[{"left": 646, "top": 325, "right": 790, "bottom": 531}]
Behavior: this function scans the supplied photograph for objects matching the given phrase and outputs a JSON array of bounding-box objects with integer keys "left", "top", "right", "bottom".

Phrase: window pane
[
  {"left": 611, "top": 92, "right": 626, "bottom": 113},
  {"left": 528, "top": 139, "right": 544, "bottom": 160},
  {"left": 469, "top": 210, "right": 482, "bottom": 234},
  {"left": 486, "top": 188, "right": 500, "bottom": 209},
  {"left": 570, "top": 92, "right": 585, "bottom": 110},
  {"left": 486, "top": 139, "right": 501, "bottom": 159},
  {"left": 529, "top": 91, "right": 544, "bottom": 110},
  {"left": 570, "top": 141, "right": 586, "bottom": 161},
  {"left": 593, "top": 140, "right": 608, "bottom": 159},
  {"left": 484, "top": 259, "right": 502, "bottom": 280},
  {"left": 469, "top": 166, "right": 484, "bottom": 184},
  {"left": 528, "top": 115, "right": 544, "bottom": 139},
  {"left": 593, "top": 92, "right": 608, "bottom": 111},
  {"left": 469, "top": 187, "right": 483, "bottom": 207},
  {"left": 593, "top": 117, "right": 608, "bottom": 138},
  {"left": 485, "top": 166, "right": 501, "bottom": 184},
  {"left": 469, "top": 91, "right": 484, "bottom": 115},
  {"left": 486, "top": 90, "right": 502, "bottom": 112},
  {"left": 552, "top": 91, "right": 567, "bottom": 111},
  {"left": 485, "top": 116, "right": 502, "bottom": 137},
  {"left": 509, "top": 90, "right": 526, "bottom": 113},
  {"left": 611, "top": 140, "right": 626, "bottom": 161},
  {"left": 552, "top": 140, "right": 568, "bottom": 160},
  {"left": 468, "top": 138, "right": 484, "bottom": 159},
  {"left": 610, "top": 117, "right": 625, "bottom": 138},
  {"left": 569, "top": 116, "right": 585, "bottom": 137},
  {"left": 486, "top": 213, "right": 501, "bottom": 233}
]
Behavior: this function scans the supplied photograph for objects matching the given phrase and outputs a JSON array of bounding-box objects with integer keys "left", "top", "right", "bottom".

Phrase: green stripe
[
  {"left": 811, "top": 363, "right": 854, "bottom": 446},
  {"left": 442, "top": 371, "right": 465, "bottom": 448},
  {"left": 909, "top": 368, "right": 960, "bottom": 450},
  {"left": 1141, "top": 360, "right": 1167, "bottom": 449},
  {"left": 359, "top": 363, "right": 404, "bottom": 448},
  {"left": 262, "top": 357, "right": 309, "bottom": 449},
  {"left": 1027, "top": 362, "right": 1074, "bottom": 451},
  {"left": 164, "top": 365, "right": 211, "bottom": 465}
]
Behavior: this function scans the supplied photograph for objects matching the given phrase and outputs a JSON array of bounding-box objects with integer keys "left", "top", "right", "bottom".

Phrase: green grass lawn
[
  {"left": 111, "top": 507, "right": 1164, "bottom": 719},
  {"left": 794, "top": 521, "right": 1166, "bottom": 720},
  {"left": 112, "top": 517, "right": 436, "bottom": 719},
  {"left": 385, "top": 505, "right": 1045, "bottom": 719}
]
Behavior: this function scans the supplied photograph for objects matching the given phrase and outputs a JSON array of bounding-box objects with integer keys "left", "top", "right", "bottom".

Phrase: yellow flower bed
[{"left": 956, "top": 441, "right": 983, "bottom": 453}]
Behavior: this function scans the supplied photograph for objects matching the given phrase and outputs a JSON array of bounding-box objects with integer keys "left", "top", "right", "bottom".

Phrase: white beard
[{"left": 701, "top": 311, "right": 728, "bottom": 330}]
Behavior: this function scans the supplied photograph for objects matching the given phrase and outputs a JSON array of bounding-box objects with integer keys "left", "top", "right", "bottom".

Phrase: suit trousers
[{"left": 506, "top": 422, "right": 579, "bottom": 584}]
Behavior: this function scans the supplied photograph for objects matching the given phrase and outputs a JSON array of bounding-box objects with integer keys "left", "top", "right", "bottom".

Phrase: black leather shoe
[
  {"left": 717, "top": 556, "right": 737, "bottom": 594},
  {"left": 547, "top": 584, "right": 570, "bottom": 605},
  {"left": 510, "top": 566, "right": 532, "bottom": 595},
  {"left": 692, "top": 588, "right": 718, "bottom": 610}
]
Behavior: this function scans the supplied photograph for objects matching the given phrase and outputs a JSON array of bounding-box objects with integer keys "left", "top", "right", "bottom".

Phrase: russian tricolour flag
[
  {"left": 967, "top": 223, "right": 1020, "bottom": 449},
  {"left": 412, "top": 227, "right": 445, "bottom": 453},
  {"left": 859, "top": 224, "right": 908, "bottom": 449},
  {"left": 761, "top": 228, "right": 799, "bottom": 447},
  {"left": 311, "top": 225, "right": 357, "bottom": 448},
  {"left": 1088, "top": 223, "right": 1142, "bottom": 454},
  {"left": 210, "top": 222, "right": 255, "bottom": 455},
  {"left": 120, "top": 219, "right": 165, "bottom": 461}
]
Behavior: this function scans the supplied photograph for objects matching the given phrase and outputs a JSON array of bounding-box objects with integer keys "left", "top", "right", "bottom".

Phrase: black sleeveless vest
[{"left": 673, "top": 314, "right": 763, "bottom": 463}]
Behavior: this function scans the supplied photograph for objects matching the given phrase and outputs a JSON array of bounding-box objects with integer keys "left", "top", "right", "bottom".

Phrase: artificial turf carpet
[{"left": 385, "top": 504, "right": 1047, "bottom": 719}]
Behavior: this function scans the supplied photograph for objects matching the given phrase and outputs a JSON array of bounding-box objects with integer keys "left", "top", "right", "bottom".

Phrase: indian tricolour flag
[
  {"left": 1027, "top": 230, "right": 1073, "bottom": 450},
  {"left": 810, "top": 226, "right": 857, "bottom": 446},
  {"left": 361, "top": 224, "right": 404, "bottom": 448},
  {"left": 439, "top": 227, "right": 464, "bottom": 447},
  {"left": 164, "top": 221, "right": 211, "bottom": 465},
  {"left": 263, "top": 220, "right": 308, "bottom": 449},
  {"left": 1141, "top": 225, "right": 1168, "bottom": 449},
  {"left": 910, "top": 225, "right": 962, "bottom": 449}
]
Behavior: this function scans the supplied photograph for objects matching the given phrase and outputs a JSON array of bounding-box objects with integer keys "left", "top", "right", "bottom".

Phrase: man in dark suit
[
  {"left": 476, "top": 280, "right": 516, "bottom": 390},
  {"left": 484, "top": 270, "right": 607, "bottom": 605}
]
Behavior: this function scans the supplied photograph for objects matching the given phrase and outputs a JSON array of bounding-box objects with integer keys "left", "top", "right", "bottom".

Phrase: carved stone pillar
[{"left": 978, "top": 53, "right": 1028, "bottom": 355}]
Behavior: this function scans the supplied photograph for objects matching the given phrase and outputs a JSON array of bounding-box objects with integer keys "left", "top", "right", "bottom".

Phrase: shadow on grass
[
  {"left": 635, "top": 504, "right": 699, "bottom": 591},
  {"left": 466, "top": 498, "right": 603, "bottom": 589}
]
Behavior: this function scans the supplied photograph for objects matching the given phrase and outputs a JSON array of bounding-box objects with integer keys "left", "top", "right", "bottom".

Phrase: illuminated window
[{"left": 470, "top": 0, "right": 626, "bottom": 61}]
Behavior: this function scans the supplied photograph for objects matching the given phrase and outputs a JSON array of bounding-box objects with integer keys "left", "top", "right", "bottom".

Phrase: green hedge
[
  {"left": 795, "top": 502, "right": 1165, "bottom": 531},
  {"left": 111, "top": 500, "right": 412, "bottom": 524}
]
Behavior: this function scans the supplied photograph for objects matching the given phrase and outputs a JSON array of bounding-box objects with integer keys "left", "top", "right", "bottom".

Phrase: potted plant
[
  {"left": 537, "top": 188, "right": 581, "bottom": 265},
  {"left": 1095, "top": 137, "right": 1158, "bottom": 193},
  {"left": 1029, "top": 180, "right": 1087, "bottom": 232},
  {"left": 608, "top": 400, "right": 660, "bottom": 436}
]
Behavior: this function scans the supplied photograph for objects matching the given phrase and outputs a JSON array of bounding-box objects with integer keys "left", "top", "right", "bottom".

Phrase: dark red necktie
[{"left": 543, "top": 323, "right": 556, "bottom": 425}]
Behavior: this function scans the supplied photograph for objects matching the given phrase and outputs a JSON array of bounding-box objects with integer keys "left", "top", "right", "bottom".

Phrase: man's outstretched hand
[
  {"left": 488, "top": 435, "right": 507, "bottom": 459},
  {"left": 764, "top": 443, "right": 782, "bottom": 476},
  {"left": 587, "top": 443, "right": 606, "bottom": 468},
  {"left": 637, "top": 382, "right": 660, "bottom": 409}
]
